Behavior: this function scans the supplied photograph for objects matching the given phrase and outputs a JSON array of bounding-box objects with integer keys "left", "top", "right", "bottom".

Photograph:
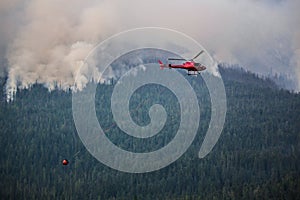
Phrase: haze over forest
[{"left": 0, "top": 0, "right": 299, "bottom": 98}]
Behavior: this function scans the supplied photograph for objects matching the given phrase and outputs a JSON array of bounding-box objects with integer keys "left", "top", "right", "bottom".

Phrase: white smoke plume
[
  {"left": 115, "top": 0, "right": 300, "bottom": 88},
  {"left": 0, "top": 0, "right": 299, "bottom": 101},
  {"left": 2, "top": 0, "right": 118, "bottom": 101}
]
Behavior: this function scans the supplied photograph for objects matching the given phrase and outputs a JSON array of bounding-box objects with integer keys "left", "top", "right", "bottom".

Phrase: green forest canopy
[{"left": 0, "top": 67, "right": 299, "bottom": 200}]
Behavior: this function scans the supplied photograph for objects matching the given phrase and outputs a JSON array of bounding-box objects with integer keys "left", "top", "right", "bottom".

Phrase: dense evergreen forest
[{"left": 0, "top": 67, "right": 299, "bottom": 199}]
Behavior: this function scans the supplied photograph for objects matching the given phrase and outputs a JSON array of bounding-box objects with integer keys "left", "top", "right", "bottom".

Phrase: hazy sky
[{"left": 0, "top": 0, "right": 299, "bottom": 99}]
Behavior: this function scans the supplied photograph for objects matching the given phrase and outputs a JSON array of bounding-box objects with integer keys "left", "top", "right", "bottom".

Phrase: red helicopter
[{"left": 158, "top": 50, "right": 206, "bottom": 75}]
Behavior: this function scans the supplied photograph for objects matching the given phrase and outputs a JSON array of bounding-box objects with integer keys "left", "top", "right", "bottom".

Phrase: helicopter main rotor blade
[
  {"left": 192, "top": 50, "right": 204, "bottom": 60},
  {"left": 168, "top": 58, "right": 187, "bottom": 61}
]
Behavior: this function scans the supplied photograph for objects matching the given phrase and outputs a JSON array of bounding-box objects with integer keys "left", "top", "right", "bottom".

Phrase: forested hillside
[{"left": 0, "top": 67, "right": 299, "bottom": 199}]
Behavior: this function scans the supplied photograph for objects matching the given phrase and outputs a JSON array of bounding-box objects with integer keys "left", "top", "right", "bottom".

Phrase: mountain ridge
[{"left": 0, "top": 65, "right": 299, "bottom": 199}]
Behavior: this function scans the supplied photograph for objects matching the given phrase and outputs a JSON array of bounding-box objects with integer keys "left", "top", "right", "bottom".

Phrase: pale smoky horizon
[{"left": 0, "top": 0, "right": 299, "bottom": 100}]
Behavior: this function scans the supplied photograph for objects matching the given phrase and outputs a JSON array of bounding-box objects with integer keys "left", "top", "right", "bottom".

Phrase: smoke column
[
  {"left": 0, "top": 0, "right": 299, "bottom": 101},
  {"left": 2, "top": 0, "right": 118, "bottom": 101}
]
